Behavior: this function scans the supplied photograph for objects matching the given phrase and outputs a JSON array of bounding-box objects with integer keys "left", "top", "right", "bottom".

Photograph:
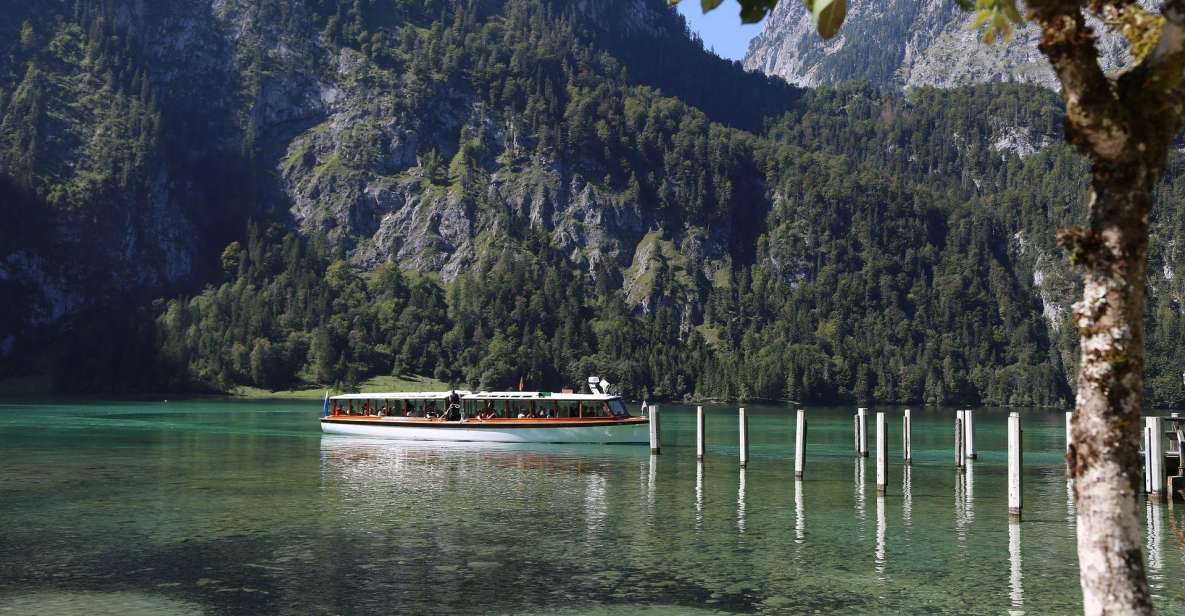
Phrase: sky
[{"left": 674, "top": 1, "right": 764, "bottom": 62}]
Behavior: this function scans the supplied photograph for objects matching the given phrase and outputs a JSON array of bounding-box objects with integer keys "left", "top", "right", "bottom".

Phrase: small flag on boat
[{"left": 322, "top": 391, "right": 330, "bottom": 417}]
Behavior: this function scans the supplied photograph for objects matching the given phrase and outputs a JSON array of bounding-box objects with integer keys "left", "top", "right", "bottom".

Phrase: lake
[{"left": 1, "top": 400, "right": 1182, "bottom": 614}]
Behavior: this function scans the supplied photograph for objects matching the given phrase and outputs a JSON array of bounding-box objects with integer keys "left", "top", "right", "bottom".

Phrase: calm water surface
[{"left": 1, "top": 400, "right": 1183, "bottom": 615}]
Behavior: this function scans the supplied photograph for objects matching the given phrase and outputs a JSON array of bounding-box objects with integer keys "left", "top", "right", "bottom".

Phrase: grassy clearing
[{"left": 229, "top": 374, "right": 455, "bottom": 400}]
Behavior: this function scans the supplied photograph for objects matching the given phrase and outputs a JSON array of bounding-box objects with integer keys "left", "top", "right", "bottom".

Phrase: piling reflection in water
[
  {"left": 794, "top": 479, "right": 805, "bottom": 544},
  {"left": 964, "top": 460, "right": 975, "bottom": 524},
  {"left": 854, "top": 458, "right": 867, "bottom": 534},
  {"left": 1146, "top": 498, "right": 1163, "bottom": 595},
  {"left": 647, "top": 454, "right": 657, "bottom": 514},
  {"left": 695, "top": 461, "right": 704, "bottom": 531},
  {"left": 1009, "top": 520, "right": 1024, "bottom": 614},
  {"left": 875, "top": 494, "right": 887, "bottom": 579},
  {"left": 902, "top": 464, "right": 913, "bottom": 528},
  {"left": 737, "top": 468, "right": 747, "bottom": 535},
  {"left": 954, "top": 469, "right": 968, "bottom": 546}
]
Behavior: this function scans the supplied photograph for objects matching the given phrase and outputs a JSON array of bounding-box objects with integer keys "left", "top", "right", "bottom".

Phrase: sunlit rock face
[{"left": 742, "top": 0, "right": 1138, "bottom": 90}]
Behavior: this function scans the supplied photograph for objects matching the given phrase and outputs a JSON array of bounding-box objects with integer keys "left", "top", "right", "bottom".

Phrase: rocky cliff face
[
  {"left": 0, "top": 0, "right": 734, "bottom": 361},
  {"left": 743, "top": 0, "right": 1136, "bottom": 89}
]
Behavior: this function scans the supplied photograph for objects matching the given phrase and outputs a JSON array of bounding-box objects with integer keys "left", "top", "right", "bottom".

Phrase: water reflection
[
  {"left": 585, "top": 474, "right": 608, "bottom": 535},
  {"left": 1146, "top": 497, "right": 1163, "bottom": 594},
  {"left": 10, "top": 401, "right": 1185, "bottom": 615},
  {"left": 794, "top": 479, "right": 805, "bottom": 544},
  {"left": 647, "top": 454, "right": 657, "bottom": 515},
  {"left": 955, "top": 469, "right": 968, "bottom": 546},
  {"left": 1009, "top": 520, "right": 1024, "bottom": 614},
  {"left": 964, "top": 460, "right": 975, "bottom": 524},
  {"left": 875, "top": 494, "right": 887, "bottom": 579},
  {"left": 737, "top": 468, "right": 747, "bottom": 535},
  {"left": 695, "top": 461, "right": 704, "bottom": 532},
  {"left": 1066, "top": 473, "right": 1076, "bottom": 529},
  {"left": 902, "top": 464, "right": 912, "bottom": 529},
  {"left": 855, "top": 458, "right": 867, "bottom": 535}
]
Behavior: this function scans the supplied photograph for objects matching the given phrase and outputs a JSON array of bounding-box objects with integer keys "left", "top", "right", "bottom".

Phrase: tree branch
[
  {"left": 1142, "top": 0, "right": 1185, "bottom": 71},
  {"left": 1119, "top": 0, "right": 1185, "bottom": 144},
  {"left": 1029, "top": 0, "right": 1130, "bottom": 162}
]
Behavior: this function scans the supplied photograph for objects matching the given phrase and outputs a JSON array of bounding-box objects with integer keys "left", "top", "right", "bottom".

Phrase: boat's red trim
[{"left": 320, "top": 417, "right": 647, "bottom": 429}]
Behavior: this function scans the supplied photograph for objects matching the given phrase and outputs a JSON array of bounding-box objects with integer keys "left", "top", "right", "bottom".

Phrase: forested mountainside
[
  {"left": 2, "top": 0, "right": 1185, "bottom": 406},
  {"left": 742, "top": 0, "right": 1137, "bottom": 89}
]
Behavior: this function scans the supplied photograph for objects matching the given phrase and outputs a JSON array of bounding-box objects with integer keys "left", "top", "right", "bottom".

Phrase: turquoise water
[{"left": 0, "top": 400, "right": 1182, "bottom": 615}]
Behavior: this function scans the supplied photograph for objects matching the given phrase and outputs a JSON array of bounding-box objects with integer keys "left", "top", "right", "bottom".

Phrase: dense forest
[{"left": 2, "top": 0, "right": 1185, "bottom": 407}]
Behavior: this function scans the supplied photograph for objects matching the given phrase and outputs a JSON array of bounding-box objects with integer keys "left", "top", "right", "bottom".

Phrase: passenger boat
[{"left": 319, "top": 377, "right": 648, "bottom": 444}]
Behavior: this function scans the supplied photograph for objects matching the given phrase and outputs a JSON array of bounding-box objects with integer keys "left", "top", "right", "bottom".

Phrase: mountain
[
  {"left": 2, "top": 0, "right": 1185, "bottom": 407},
  {"left": 742, "top": 0, "right": 1135, "bottom": 89}
]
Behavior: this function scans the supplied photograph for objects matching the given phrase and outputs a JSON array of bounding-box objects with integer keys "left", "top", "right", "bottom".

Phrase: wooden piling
[
  {"left": 648, "top": 404, "right": 660, "bottom": 455},
  {"left": 1143, "top": 423, "right": 1151, "bottom": 493},
  {"left": 963, "top": 409, "right": 976, "bottom": 460},
  {"left": 857, "top": 407, "right": 868, "bottom": 457},
  {"left": 794, "top": 409, "right": 807, "bottom": 479},
  {"left": 1146, "top": 416, "right": 1165, "bottom": 500},
  {"left": 1008, "top": 411, "right": 1022, "bottom": 520},
  {"left": 876, "top": 411, "right": 888, "bottom": 495},
  {"left": 738, "top": 407, "right": 749, "bottom": 468},
  {"left": 955, "top": 414, "right": 965, "bottom": 470},
  {"left": 696, "top": 405, "right": 705, "bottom": 461},
  {"left": 853, "top": 414, "right": 860, "bottom": 455},
  {"left": 903, "top": 408, "right": 912, "bottom": 464}
]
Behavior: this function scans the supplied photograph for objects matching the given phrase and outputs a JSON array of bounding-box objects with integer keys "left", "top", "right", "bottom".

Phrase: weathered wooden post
[
  {"left": 875, "top": 411, "right": 888, "bottom": 495},
  {"left": 963, "top": 408, "right": 976, "bottom": 460},
  {"left": 738, "top": 407, "right": 749, "bottom": 468},
  {"left": 1146, "top": 416, "right": 1165, "bottom": 500},
  {"left": 955, "top": 413, "right": 965, "bottom": 470},
  {"left": 857, "top": 407, "right": 869, "bottom": 457},
  {"left": 794, "top": 409, "right": 807, "bottom": 479},
  {"left": 648, "top": 404, "right": 660, "bottom": 455},
  {"left": 1008, "top": 411, "right": 1022, "bottom": 520},
  {"left": 853, "top": 414, "right": 860, "bottom": 455},
  {"left": 902, "top": 408, "right": 912, "bottom": 464},
  {"left": 695, "top": 405, "right": 705, "bottom": 461},
  {"left": 1065, "top": 411, "right": 1073, "bottom": 453}
]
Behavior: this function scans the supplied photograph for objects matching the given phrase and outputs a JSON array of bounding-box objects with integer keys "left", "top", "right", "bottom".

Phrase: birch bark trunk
[{"left": 1066, "top": 173, "right": 1154, "bottom": 615}]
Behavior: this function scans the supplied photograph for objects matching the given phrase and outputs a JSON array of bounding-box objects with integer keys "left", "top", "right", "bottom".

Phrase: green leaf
[
  {"left": 738, "top": 0, "right": 780, "bottom": 23},
  {"left": 700, "top": 0, "right": 725, "bottom": 11},
  {"left": 804, "top": 0, "right": 847, "bottom": 39}
]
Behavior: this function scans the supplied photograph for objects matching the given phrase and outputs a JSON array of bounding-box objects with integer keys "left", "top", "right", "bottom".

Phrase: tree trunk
[{"left": 1067, "top": 167, "right": 1154, "bottom": 615}]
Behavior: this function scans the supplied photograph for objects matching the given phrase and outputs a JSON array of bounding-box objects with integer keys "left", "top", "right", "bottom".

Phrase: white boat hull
[{"left": 320, "top": 418, "right": 649, "bottom": 444}]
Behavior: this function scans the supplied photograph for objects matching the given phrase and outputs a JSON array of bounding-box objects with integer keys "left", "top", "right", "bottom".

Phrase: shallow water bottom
[{"left": 1, "top": 400, "right": 1183, "bottom": 614}]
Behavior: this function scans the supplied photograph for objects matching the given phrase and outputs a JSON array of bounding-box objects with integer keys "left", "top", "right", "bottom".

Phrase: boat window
[{"left": 608, "top": 400, "right": 628, "bottom": 417}]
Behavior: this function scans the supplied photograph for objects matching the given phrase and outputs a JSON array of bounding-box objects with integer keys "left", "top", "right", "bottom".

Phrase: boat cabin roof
[
  {"left": 463, "top": 391, "right": 619, "bottom": 401},
  {"left": 330, "top": 391, "right": 470, "bottom": 401},
  {"left": 330, "top": 391, "right": 619, "bottom": 402}
]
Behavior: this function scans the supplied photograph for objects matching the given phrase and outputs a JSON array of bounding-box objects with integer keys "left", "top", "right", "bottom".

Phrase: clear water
[{"left": 1, "top": 401, "right": 1182, "bottom": 615}]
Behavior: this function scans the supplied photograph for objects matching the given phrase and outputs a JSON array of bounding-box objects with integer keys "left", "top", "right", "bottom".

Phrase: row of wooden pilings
[{"left": 647, "top": 405, "right": 1029, "bottom": 519}]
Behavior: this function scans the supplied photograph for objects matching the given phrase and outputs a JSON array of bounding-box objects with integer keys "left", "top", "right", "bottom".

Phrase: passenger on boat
[
  {"left": 517, "top": 409, "right": 527, "bottom": 419},
  {"left": 444, "top": 400, "right": 461, "bottom": 422}
]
